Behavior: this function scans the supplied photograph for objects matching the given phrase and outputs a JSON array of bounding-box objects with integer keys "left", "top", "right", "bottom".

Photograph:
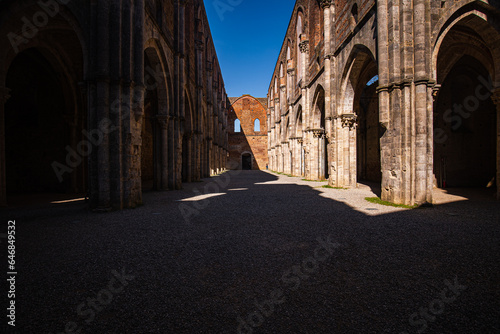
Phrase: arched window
[
  {"left": 254, "top": 119, "right": 260, "bottom": 132},
  {"left": 280, "top": 63, "right": 284, "bottom": 78},
  {"left": 235, "top": 119, "right": 241, "bottom": 132},
  {"left": 351, "top": 3, "right": 359, "bottom": 28},
  {"left": 297, "top": 12, "right": 303, "bottom": 82}
]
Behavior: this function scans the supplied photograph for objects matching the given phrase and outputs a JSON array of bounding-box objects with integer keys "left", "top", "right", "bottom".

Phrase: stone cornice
[{"left": 376, "top": 78, "right": 436, "bottom": 94}]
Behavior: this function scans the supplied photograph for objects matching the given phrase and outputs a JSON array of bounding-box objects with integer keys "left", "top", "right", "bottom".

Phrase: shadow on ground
[{"left": 1, "top": 171, "right": 499, "bottom": 333}]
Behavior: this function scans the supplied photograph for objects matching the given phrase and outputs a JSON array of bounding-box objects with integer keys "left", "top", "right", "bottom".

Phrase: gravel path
[{"left": 1, "top": 170, "right": 499, "bottom": 333}]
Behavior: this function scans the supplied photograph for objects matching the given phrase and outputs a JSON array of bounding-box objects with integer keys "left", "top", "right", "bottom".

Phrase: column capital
[
  {"left": 432, "top": 84, "right": 442, "bottom": 101},
  {"left": 299, "top": 40, "right": 309, "bottom": 54},
  {"left": 339, "top": 113, "right": 358, "bottom": 129},
  {"left": 195, "top": 39, "right": 204, "bottom": 51},
  {"left": 320, "top": 0, "right": 332, "bottom": 9},
  {"left": 156, "top": 115, "right": 169, "bottom": 129}
]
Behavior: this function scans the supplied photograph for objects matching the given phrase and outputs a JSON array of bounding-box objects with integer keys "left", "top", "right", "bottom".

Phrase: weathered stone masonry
[
  {"left": 268, "top": 0, "right": 500, "bottom": 205},
  {"left": 0, "top": 0, "right": 229, "bottom": 209},
  {"left": 228, "top": 95, "right": 268, "bottom": 170}
]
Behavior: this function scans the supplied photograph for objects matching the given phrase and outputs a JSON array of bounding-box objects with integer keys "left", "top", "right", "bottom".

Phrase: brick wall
[{"left": 228, "top": 96, "right": 268, "bottom": 170}]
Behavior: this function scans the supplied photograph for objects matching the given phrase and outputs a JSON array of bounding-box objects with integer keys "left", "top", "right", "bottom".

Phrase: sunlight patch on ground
[
  {"left": 227, "top": 188, "right": 248, "bottom": 191},
  {"left": 317, "top": 190, "right": 407, "bottom": 216},
  {"left": 254, "top": 181, "right": 294, "bottom": 185},
  {"left": 51, "top": 198, "right": 86, "bottom": 204},
  {"left": 176, "top": 193, "right": 226, "bottom": 202},
  {"left": 432, "top": 189, "right": 469, "bottom": 205}
]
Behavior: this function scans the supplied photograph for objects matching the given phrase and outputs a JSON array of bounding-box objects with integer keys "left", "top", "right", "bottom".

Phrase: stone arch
[
  {"left": 295, "top": 106, "right": 303, "bottom": 137},
  {"left": 296, "top": 9, "right": 305, "bottom": 83},
  {"left": 142, "top": 43, "right": 171, "bottom": 191},
  {"left": 432, "top": 10, "right": 500, "bottom": 86},
  {"left": 144, "top": 39, "right": 173, "bottom": 114},
  {"left": 0, "top": 2, "right": 87, "bottom": 206},
  {"left": 351, "top": 2, "right": 359, "bottom": 28},
  {"left": 337, "top": 44, "right": 380, "bottom": 187},
  {"left": 311, "top": 84, "right": 328, "bottom": 179},
  {"left": 312, "top": 84, "right": 326, "bottom": 130},
  {"left": 433, "top": 11, "right": 500, "bottom": 196},
  {"left": 340, "top": 45, "right": 377, "bottom": 115}
]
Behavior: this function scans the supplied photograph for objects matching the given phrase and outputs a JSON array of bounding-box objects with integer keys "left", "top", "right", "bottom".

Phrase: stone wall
[
  {"left": 228, "top": 95, "right": 268, "bottom": 170},
  {"left": 0, "top": 0, "right": 229, "bottom": 209},
  {"left": 268, "top": 0, "right": 500, "bottom": 204}
]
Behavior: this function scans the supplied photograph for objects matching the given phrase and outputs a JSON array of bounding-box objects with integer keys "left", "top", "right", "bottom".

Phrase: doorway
[{"left": 242, "top": 153, "right": 252, "bottom": 170}]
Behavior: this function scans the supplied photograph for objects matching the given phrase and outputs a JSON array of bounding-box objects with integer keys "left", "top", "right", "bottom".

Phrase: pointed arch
[{"left": 312, "top": 84, "right": 326, "bottom": 129}]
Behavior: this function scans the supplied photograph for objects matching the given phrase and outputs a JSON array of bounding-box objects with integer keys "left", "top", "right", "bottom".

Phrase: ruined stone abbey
[
  {"left": 0, "top": 0, "right": 499, "bottom": 209},
  {"left": 0, "top": 0, "right": 229, "bottom": 209},
  {"left": 268, "top": 0, "right": 500, "bottom": 205}
]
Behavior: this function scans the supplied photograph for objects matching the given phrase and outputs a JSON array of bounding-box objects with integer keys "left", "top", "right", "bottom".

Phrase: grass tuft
[
  {"left": 365, "top": 197, "right": 418, "bottom": 209},
  {"left": 322, "top": 185, "right": 347, "bottom": 190}
]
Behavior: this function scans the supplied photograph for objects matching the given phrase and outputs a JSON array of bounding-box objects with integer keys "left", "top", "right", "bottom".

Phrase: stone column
[
  {"left": 110, "top": 0, "right": 123, "bottom": 208},
  {"left": 299, "top": 38, "right": 309, "bottom": 122},
  {"left": 120, "top": 0, "right": 133, "bottom": 208},
  {"left": 195, "top": 37, "right": 204, "bottom": 181},
  {"left": 321, "top": 1, "right": 333, "bottom": 181},
  {"left": 340, "top": 114, "right": 357, "bottom": 187},
  {"left": 0, "top": 86, "right": 10, "bottom": 207},
  {"left": 377, "top": 0, "right": 391, "bottom": 200},
  {"left": 414, "top": 0, "right": 432, "bottom": 205},
  {"left": 157, "top": 115, "right": 169, "bottom": 190},
  {"left": 299, "top": 38, "right": 309, "bottom": 177},
  {"left": 492, "top": 88, "right": 500, "bottom": 200},
  {"left": 95, "top": 0, "right": 111, "bottom": 211}
]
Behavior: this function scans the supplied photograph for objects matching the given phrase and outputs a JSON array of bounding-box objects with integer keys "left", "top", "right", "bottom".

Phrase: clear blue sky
[{"left": 205, "top": 0, "right": 296, "bottom": 98}]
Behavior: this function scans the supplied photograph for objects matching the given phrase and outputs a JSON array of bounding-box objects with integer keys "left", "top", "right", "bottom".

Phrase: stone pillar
[
  {"left": 109, "top": 0, "right": 123, "bottom": 208},
  {"left": 414, "top": 0, "right": 432, "bottom": 205},
  {"left": 340, "top": 114, "right": 357, "bottom": 187},
  {"left": 131, "top": 0, "right": 145, "bottom": 206},
  {"left": 0, "top": 86, "right": 10, "bottom": 207},
  {"left": 184, "top": 132, "right": 192, "bottom": 182},
  {"left": 322, "top": 1, "right": 333, "bottom": 180},
  {"left": 299, "top": 38, "right": 309, "bottom": 120},
  {"left": 377, "top": 0, "right": 391, "bottom": 200},
  {"left": 492, "top": 88, "right": 500, "bottom": 200},
  {"left": 95, "top": 0, "right": 111, "bottom": 211},
  {"left": 157, "top": 115, "right": 169, "bottom": 190},
  {"left": 299, "top": 38, "right": 309, "bottom": 176}
]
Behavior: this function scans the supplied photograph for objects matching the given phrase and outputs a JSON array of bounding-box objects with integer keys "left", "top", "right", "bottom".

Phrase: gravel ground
[{"left": 1, "top": 170, "right": 499, "bottom": 334}]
